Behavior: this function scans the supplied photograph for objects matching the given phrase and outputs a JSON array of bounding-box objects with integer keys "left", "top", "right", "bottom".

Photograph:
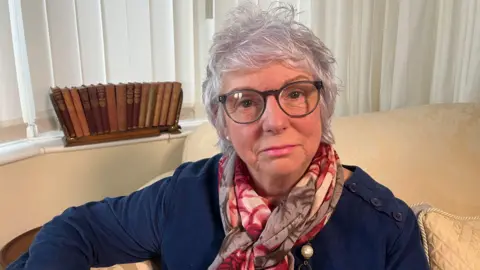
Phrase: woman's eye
[
  {"left": 288, "top": 91, "right": 303, "bottom": 99},
  {"left": 240, "top": 100, "right": 253, "bottom": 108}
]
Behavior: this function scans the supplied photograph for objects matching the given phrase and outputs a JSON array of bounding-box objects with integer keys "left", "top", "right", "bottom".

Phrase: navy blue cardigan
[{"left": 8, "top": 154, "right": 429, "bottom": 269}]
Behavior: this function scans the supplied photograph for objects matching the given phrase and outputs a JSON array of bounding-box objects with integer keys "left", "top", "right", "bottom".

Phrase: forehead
[{"left": 221, "top": 63, "right": 313, "bottom": 94}]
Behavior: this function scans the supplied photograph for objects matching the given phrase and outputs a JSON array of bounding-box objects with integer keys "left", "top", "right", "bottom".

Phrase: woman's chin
[{"left": 260, "top": 157, "right": 303, "bottom": 176}]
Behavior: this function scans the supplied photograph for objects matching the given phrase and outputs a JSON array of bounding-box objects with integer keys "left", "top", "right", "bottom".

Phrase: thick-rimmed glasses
[{"left": 218, "top": 80, "right": 323, "bottom": 124}]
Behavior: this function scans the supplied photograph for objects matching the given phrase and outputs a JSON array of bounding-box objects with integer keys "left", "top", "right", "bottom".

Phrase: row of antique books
[{"left": 50, "top": 81, "right": 183, "bottom": 138}]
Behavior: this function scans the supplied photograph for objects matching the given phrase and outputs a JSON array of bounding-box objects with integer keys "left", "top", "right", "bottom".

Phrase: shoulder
[
  {"left": 139, "top": 153, "right": 222, "bottom": 205},
  {"left": 339, "top": 166, "right": 426, "bottom": 257},
  {"left": 171, "top": 153, "right": 222, "bottom": 183},
  {"left": 160, "top": 153, "right": 222, "bottom": 200},
  {"left": 339, "top": 166, "right": 429, "bottom": 267},
  {"left": 341, "top": 165, "right": 416, "bottom": 231}
]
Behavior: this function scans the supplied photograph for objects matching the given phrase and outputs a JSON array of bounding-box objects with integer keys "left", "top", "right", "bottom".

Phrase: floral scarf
[{"left": 208, "top": 143, "right": 345, "bottom": 270}]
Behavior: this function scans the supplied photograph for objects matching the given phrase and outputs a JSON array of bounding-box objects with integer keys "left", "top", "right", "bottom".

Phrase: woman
[{"left": 8, "top": 3, "right": 429, "bottom": 270}]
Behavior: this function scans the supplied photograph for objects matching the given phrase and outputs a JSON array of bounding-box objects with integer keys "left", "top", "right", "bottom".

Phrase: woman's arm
[
  {"left": 386, "top": 206, "right": 430, "bottom": 270},
  {"left": 7, "top": 170, "right": 181, "bottom": 270}
]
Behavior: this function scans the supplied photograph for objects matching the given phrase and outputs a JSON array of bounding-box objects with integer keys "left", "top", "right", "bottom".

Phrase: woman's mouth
[{"left": 261, "top": 145, "right": 297, "bottom": 157}]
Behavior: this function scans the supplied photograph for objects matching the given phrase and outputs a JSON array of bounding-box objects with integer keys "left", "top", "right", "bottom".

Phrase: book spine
[
  {"left": 116, "top": 83, "right": 127, "bottom": 131},
  {"left": 126, "top": 83, "right": 134, "bottom": 130},
  {"left": 70, "top": 88, "right": 90, "bottom": 136},
  {"left": 97, "top": 84, "right": 110, "bottom": 133},
  {"left": 88, "top": 85, "right": 104, "bottom": 134},
  {"left": 49, "top": 92, "right": 70, "bottom": 138},
  {"left": 132, "top": 83, "right": 141, "bottom": 129},
  {"left": 105, "top": 83, "right": 118, "bottom": 132},
  {"left": 78, "top": 86, "right": 97, "bottom": 135},
  {"left": 166, "top": 82, "right": 182, "bottom": 126},
  {"left": 152, "top": 82, "right": 165, "bottom": 127},
  {"left": 138, "top": 82, "right": 150, "bottom": 128},
  {"left": 159, "top": 82, "right": 173, "bottom": 126},
  {"left": 51, "top": 87, "right": 75, "bottom": 138},
  {"left": 61, "top": 88, "right": 84, "bottom": 137},
  {"left": 145, "top": 83, "right": 158, "bottom": 128}
]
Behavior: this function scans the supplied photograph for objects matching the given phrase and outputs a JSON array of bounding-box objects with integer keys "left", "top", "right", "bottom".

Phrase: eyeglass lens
[{"left": 224, "top": 81, "right": 319, "bottom": 123}]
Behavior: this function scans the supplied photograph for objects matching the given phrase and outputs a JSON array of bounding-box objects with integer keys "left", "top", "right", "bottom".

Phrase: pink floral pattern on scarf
[{"left": 208, "top": 143, "right": 345, "bottom": 270}]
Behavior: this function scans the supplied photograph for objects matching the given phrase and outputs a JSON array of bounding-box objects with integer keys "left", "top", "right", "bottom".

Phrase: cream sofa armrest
[
  {"left": 91, "top": 260, "right": 160, "bottom": 270},
  {"left": 138, "top": 170, "right": 175, "bottom": 190},
  {"left": 182, "top": 123, "right": 219, "bottom": 163}
]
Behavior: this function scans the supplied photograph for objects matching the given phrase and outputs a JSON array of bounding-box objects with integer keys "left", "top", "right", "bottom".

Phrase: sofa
[
  {"left": 3, "top": 103, "right": 479, "bottom": 270},
  {"left": 130, "top": 103, "right": 480, "bottom": 270}
]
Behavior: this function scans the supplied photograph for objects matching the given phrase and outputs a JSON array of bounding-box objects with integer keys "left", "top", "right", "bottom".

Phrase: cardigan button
[
  {"left": 393, "top": 212, "right": 403, "bottom": 222},
  {"left": 371, "top": 198, "right": 382, "bottom": 207},
  {"left": 348, "top": 183, "right": 357, "bottom": 193}
]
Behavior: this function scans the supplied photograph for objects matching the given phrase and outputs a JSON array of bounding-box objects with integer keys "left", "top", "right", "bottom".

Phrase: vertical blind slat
[
  {"left": 126, "top": 0, "right": 152, "bottom": 82},
  {"left": 21, "top": 0, "right": 54, "bottom": 114},
  {"left": 75, "top": 0, "right": 106, "bottom": 85},
  {"left": 298, "top": 0, "right": 311, "bottom": 26},
  {"left": 101, "top": 0, "right": 130, "bottom": 83},
  {"left": 214, "top": 0, "right": 236, "bottom": 32},
  {"left": 45, "top": 0, "right": 82, "bottom": 87},
  {"left": 173, "top": 0, "right": 196, "bottom": 106},
  {"left": 150, "top": 0, "right": 176, "bottom": 82},
  {"left": 0, "top": 0, "right": 21, "bottom": 124}
]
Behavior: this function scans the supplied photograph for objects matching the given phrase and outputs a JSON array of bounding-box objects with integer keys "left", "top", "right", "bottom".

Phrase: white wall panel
[
  {"left": 126, "top": 0, "right": 152, "bottom": 82},
  {"left": 150, "top": 0, "right": 176, "bottom": 82},
  {"left": 101, "top": 0, "right": 130, "bottom": 83},
  {"left": 75, "top": 0, "right": 106, "bottom": 84},
  {"left": 0, "top": 0, "right": 22, "bottom": 124},
  {"left": 45, "top": 0, "right": 82, "bottom": 87}
]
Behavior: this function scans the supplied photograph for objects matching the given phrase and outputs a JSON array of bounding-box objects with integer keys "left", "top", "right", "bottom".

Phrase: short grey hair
[{"left": 202, "top": 2, "right": 338, "bottom": 157}]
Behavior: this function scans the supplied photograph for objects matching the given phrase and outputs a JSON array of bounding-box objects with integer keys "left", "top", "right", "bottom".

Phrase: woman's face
[{"left": 222, "top": 63, "right": 322, "bottom": 181}]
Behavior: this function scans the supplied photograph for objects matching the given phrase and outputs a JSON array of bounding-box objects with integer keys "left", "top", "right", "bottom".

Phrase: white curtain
[{"left": 216, "top": 0, "right": 480, "bottom": 116}]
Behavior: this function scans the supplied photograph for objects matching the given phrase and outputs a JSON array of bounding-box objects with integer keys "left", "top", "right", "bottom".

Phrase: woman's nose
[{"left": 261, "top": 96, "right": 288, "bottom": 134}]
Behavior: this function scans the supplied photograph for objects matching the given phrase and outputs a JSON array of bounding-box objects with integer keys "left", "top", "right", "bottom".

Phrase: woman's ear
[{"left": 223, "top": 128, "right": 230, "bottom": 141}]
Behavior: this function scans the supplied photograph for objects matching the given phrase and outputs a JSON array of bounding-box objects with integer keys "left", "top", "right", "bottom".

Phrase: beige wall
[{"left": 0, "top": 137, "right": 185, "bottom": 248}]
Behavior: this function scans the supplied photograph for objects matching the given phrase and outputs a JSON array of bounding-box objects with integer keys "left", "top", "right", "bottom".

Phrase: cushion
[
  {"left": 331, "top": 103, "right": 480, "bottom": 216},
  {"left": 416, "top": 206, "right": 480, "bottom": 270}
]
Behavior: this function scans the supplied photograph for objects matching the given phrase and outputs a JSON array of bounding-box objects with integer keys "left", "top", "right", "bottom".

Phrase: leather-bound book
[
  {"left": 88, "top": 85, "right": 104, "bottom": 134},
  {"left": 159, "top": 82, "right": 173, "bottom": 126},
  {"left": 126, "top": 83, "right": 135, "bottom": 130},
  {"left": 49, "top": 93, "right": 69, "bottom": 138},
  {"left": 51, "top": 87, "right": 75, "bottom": 138},
  {"left": 61, "top": 88, "right": 84, "bottom": 137},
  {"left": 145, "top": 82, "right": 158, "bottom": 128},
  {"left": 138, "top": 83, "right": 150, "bottom": 128},
  {"left": 105, "top": 83, "right": 118, "bottom": 132},
  {"left": 152, "top": 82, "right": 165, "bottom": 127},
  {"left": 116, "top": 83, "right": 127, "bottom": 131},
  {"left": 132, "top": 83, "right": 142, "bottom": 129},
  {"left": 78, "top": 86, "right": 97, "bottom": 135},
  {"left": 97, "top": 84, "right": 110, "bottom": 133},
  {"left": 166, "top": 82, "right": 182, "bottom": 126},
  {"left": 70, "top": 87, "right": 90, "bottom": 136}
]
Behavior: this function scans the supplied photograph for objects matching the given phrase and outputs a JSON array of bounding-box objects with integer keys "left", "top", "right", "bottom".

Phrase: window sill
[{"left": 0, "top": 119, "right": 207, "bottom": 166}]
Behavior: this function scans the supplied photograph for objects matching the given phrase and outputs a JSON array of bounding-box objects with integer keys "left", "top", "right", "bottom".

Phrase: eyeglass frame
[{"left": 218, "top": 80, "right": 324, "bottom": 124}]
